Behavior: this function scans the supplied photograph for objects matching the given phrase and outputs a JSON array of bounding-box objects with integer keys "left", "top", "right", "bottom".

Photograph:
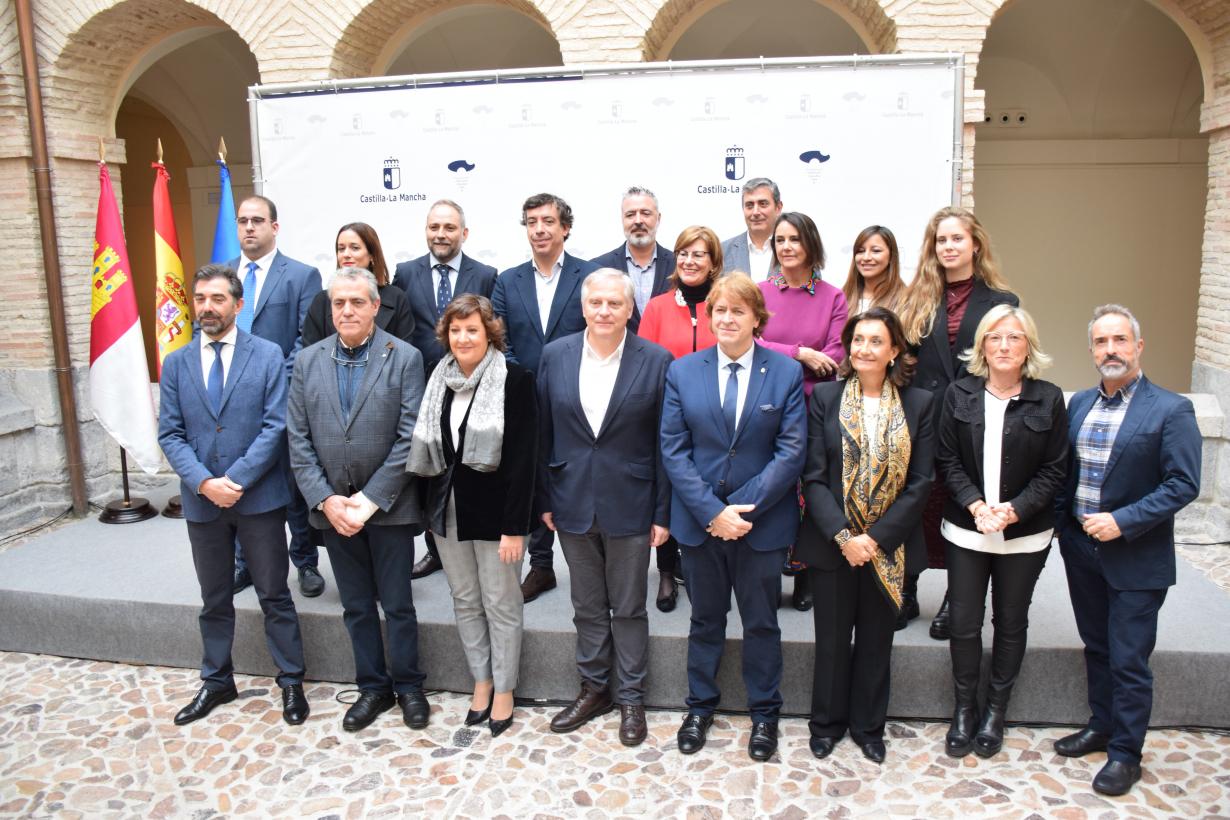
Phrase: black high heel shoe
[
  {"left": 489, "top": 710, "right": 515, "bottom": 737},
  {"left": 465, "top": 693, "right": 494, "bottom": 726}
]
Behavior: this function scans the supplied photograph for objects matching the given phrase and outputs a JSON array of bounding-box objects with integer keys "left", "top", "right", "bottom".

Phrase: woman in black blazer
[
  {"left": 406, "top": 294, "right": 536, "bottom": 738},
  {"left": 300, "top": 222, "right": 415, "bottom": 346},
  {"left": 796, "top": 306, "right": 935, "bottom": 764},
  {"left": 937, "top": 305, "right": 1067, "bottom": 759},
  {"left": 895, "top": 206, "right": 1019, "bottom": 637}
]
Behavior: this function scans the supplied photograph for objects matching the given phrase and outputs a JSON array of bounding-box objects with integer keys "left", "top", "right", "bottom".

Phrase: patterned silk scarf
[{"left": 838, "top": 377, "right": 912, "bottom": 613}]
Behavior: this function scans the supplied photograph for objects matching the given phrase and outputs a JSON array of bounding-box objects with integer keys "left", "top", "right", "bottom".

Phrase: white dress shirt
[
  {"left": 578, "top": 330, "right": 627, "bottom": 436},
  {"left": 431, "top": 253, "right": 462, "bottom": 295},
  {"left": 533, "top": 252, "right": 564, "bottom": 333},
  {"left": 238, "top": 247, "right": 278, "bottom": 308},
  {"left": 716, "top": 343, "right": 756, "bottom": 429},
  {"left": 746, "top": 233, "right": 773, "bottom": 283},
  {"left": 199, "top": 324, "right": 238, "bottom": 385}
]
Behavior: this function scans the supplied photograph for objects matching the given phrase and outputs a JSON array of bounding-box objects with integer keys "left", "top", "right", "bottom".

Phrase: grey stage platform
[{"left": 1, "top": 484, "right": 1227, "bottom": 728}]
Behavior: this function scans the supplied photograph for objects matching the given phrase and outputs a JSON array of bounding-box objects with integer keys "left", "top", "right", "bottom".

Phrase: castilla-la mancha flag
[
  {"left": 89, "top": 162, "right": 161, "bottom": 474},
  {"left": 151, "top": 161, "right": 190, "bottom": 372}
]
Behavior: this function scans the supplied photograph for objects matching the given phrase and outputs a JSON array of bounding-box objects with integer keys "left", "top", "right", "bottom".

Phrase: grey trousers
[
  {"left": 557, "top": 526, "right": 651, "bottom": 704},
  {"left": 433, "top": 499, "right": 525, "bottom": 692}
]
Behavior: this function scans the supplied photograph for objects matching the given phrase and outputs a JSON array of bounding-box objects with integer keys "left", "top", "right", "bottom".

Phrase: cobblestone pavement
[{"left": 1, "top": 652, "right": 1227, "bottom": 819}]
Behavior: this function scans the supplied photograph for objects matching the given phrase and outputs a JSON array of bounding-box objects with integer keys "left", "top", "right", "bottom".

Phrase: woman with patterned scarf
[{"left": 795, "top": 306, "right": 936, "bottom": 764}]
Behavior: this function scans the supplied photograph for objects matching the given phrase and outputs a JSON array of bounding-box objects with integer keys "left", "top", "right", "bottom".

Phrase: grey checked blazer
[{"left": 288, "top": 325, "right": 426, "bottom": 529}]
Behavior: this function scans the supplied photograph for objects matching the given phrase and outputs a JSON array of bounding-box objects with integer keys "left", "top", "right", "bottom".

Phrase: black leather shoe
[
  {"left": 174, "top": 685, "right": 238, "bottom": 725},
  {"left": 676, "top": 713, "right": 713, "bottom": 754},
  {"left": 410, "top": 551, "right": 443, "bottom": 580},
  {"left": 860, "top": 739, "right": 887, "bottom": 764},
  {"left": 1092, "top": 760, "right": 1141, "bottom": 796},
  {"left": 809, "top": 736, "right": 837, "bottom": 759},
  {"left": 792, "top": 573, "right": 813, "bottom": 612},
  {"left": 894, "top": 581, "right": 920, "bottom": 631},
  {"left": 465, "top": 694, "right": 493, "bottom": 726},
  {"left": 520, "top": 568, "right": 557, "bottom": 603},
  {"left": 1054, "top": 726, "right": 1110, "bottom": 757},
  {"left": 929, "top": 592, "right": 951, "bottom": 640},
  {"left": 232, "top": 567, "right": 252, "bottom": 595},
  {"left": 974, "top": 702, "right": 1007, "bottom": 758},
  {"left": 656, "top": 573, "right": 678, "bottom": 613},
  {"left": 398, "top": 690, "right": 430, "bottom": 729},
  {"left": 298, "top": 565, "right": 325, "bottom": 597},
  {"left": 281, "top": 683, "right": 309, "bottom": 725},
  {"left": 946, "top": 702, "right": 979, "bottom": 757},
  {"left": 748, "top": 722, "right": 778, "bottom": 761},
  {"left": 342, "top": 691, "right": 395, "bottom": 732}
]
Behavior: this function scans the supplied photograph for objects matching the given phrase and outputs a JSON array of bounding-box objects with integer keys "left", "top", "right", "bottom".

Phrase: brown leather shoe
[
  {"left": 619, "top": 704, "right": 648, "bottom": 746},
  {"left": 549, "top": 686, "right": 614, "bottom": 733},
  {"left": 521, "top": 567, "right": 557, "bottom": 603}
]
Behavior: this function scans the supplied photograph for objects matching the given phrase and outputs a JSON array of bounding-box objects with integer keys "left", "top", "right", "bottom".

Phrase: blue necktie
[
  {"left": 236, "top": 261, "right": 257, "bottom": 333},
  {"left": 722, "top": 362, "right": 741, "bottom": 437},
  {"left": 207, "top": 341, "right": 225, "bottom": 414},
  {"left": 434, "top": 264, "right": 452, "bottom": 319}
]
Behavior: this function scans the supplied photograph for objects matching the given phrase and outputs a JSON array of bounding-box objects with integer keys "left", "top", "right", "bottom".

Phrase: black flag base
[
  {"left": 162, "top": 494, "right": 185, "bottom": 519},
  {"left": 99, "top": 497, "right": 157, "bottom": 524}
]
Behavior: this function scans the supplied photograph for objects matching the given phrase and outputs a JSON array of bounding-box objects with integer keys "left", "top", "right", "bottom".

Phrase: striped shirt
[{"left": 1072, "top": 374, "right": 1142, "bottom": 520}]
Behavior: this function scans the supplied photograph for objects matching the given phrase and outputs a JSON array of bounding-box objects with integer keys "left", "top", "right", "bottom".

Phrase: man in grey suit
[
  {"left": 229, "top": 194, "right": 325, "bottom": 599},
  {"left": 158, "top": 264, "right": 308, "bottom": 727},
  {"left": 537, "top": 269, "right": 673, "bottom": 747},
  {"left": 721, "top": 177, "right": 784, "bottom": 282},
  {"left": 391, "top": 199, "right": 497, "bottom": 581},
  {"left": 588, "top": 186, "right": 676, "bottom": 325},
  {"left": 287, "top": 268, "right": 430, "bottom": 733}
]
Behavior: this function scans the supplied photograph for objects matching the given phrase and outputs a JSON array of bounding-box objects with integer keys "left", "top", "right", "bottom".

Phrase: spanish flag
[
  {"left": 152, "top": 161, "right": 190, "bottom": 371},
  {"left": 89, "top": 162, "right": 161, "bottom": 474}
]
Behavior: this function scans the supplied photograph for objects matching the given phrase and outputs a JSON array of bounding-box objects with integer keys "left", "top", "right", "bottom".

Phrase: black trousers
[
  {"left": 527, "top": 521, "right": 555, "bottom": 571},
  {"left": 655, "top": 536, "right": 679, "bottom": 574},
  {"left": 325, "top": 523, "right": 425, "bottom": 695},
  {"left": 187, "top": 506, "right": 305, "bottom": 689},
  {"left": 236, "top": 463, "right": 317, "bottom": 572},
  {"left": 809, "top": 562, "right": 896, "bottom": 743},
  {"left": 946, "top": 539, "right": 1050, "bottom": 707}
]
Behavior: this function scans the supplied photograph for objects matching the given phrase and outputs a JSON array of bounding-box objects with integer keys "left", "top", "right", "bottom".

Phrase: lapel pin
[{"left": 760, "top": 367, "right": 766, "bottom": 374}]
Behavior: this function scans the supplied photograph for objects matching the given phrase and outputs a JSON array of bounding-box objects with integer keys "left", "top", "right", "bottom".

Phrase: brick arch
[
  {"left": 641, "top": 0, "right": 898, "bottom": 62},
  {"left": 330, "top": 0, "right": 559, "bottom": 79},
  {"left": 46, "top": 0, "right": 256, "bottom": 137}
]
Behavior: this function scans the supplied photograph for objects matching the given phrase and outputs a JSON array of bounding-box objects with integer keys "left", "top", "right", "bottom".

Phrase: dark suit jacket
[
  {"left": 721, "top": 232, "right": 751, "bottom": 275},
  {"left": 491, "top": 251, "right": 599, "bottom": 373},
  {"left": 589, "top": 242, "right": 676, "bottom": 328},
  {"left": 913, "top": 279, "right": 1018, "bottom": 422},
  {"left": 537, "top": 332, "right": 673, "bottom": 537},
  {"left": 228, "top": 250, "right": 321, "bottom": 378},
  {"left": 392, "top": 253, "right": 498, "bottom": 372},
  {"left": 796, "top": 381, "right": 935, "bottom": 573},
  {"left": 938, "top": 375, "right": 1068, "bottom": 539},
  {"left": 287, "top": 326, "right": 426, "bottom": 530},
  {"left": 660, "top": 344, "right": 807, "bottom": 549},
  {"left": 421, "top": 363, "right": 538, "bottom": 542},
  {"left": 1056, "top": 376, "right": 1201, "bottom": 590},
  {"left": 158, "top": 332, "right": 290, "bottom": 523},
  {"left": 300, "top": 284, "right": 415, "bottom": 348}
]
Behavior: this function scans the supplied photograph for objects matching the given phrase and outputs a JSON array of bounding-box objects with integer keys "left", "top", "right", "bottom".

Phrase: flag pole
[{"left": 98, "top": 448, "right": 157, "bottom": 524}]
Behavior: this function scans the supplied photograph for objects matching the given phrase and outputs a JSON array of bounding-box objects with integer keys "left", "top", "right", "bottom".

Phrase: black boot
[
  {"left": 974, "top": 700, "right": 1007, "bottom": 757},
  {"left": 976, "top": 615, "right": 1027, "bottom": 758},
  {"left": 929, "top": 591, "right": 951, "bottom": 640},
  {"left": 792, "top": 572, "right": 813, "bottom": 612},
  {"left": 895, "top": 574, "right": 920, "bottom": 631},
  {"left": 946, "top": 626, "right": 982, "bottom": 757}
]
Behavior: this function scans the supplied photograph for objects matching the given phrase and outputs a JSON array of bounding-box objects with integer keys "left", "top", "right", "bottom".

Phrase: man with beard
[
  {"left": 158, "top": 264, "right": 308, "bottom": 726},
  {"left": 1053, "top": 304, "right": 1201, "bottom": 796},
  {"left": 589, "top": 186, "right": 675, "bottom": 326},
  {"left": 392, "top": 199, "right": 498, "bottom": 580}
]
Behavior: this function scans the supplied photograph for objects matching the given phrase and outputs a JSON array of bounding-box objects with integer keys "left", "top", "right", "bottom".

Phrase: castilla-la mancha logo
[{"left": 725, "top": 146, "right": 745, "bottom": 181}]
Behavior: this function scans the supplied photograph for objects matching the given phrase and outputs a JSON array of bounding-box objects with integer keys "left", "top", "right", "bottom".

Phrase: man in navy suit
[
  {"left": 588, "top": 186, "right": 676, "bottom": 326},
  {"left": 1054, "top": 304, "right": 1201, "bottom": 796},
  {"left": 391, "top": 199, "right": 497, "bottom": 581},
  {"left": 660, "top": 273, "right": 806, "bottom": 762},
  {"left": 537, "top": 270, "right": 674, "bottom": 747},
  {"left": 492, "top": 192, "right": 599, "bottom": 602},
  {"left": 720, "top": 177, "right": 783, "bottom": 282},
  {"left": 228, "top": 195, "right": 324, "bottom": 598},
  {"left": 158, "top": 264, "right": 308, "bottom": 727}
]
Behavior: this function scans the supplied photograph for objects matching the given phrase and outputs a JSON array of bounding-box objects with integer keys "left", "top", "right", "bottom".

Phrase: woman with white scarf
[{"left": 407, "top": 294, "right": 537, "bottom": 737}]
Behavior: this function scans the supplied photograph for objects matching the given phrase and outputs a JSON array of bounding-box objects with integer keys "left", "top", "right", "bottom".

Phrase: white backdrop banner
[{"left": 251, "top": 58, "right": 961, "bottom": 282}]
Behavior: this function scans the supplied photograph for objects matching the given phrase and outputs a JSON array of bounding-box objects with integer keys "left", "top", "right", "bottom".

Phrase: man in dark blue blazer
[
  {"left": 391, "top": 199, "right": 497, "bottom": 580},
  {"left": 536, "top": 270, "right": 674, "bottom": 747},
  {"left": 158, "top": 264, "right": 308, "bottom": 727},
  {"left": 588, "top": 186, "right": 675, "bottom": 328},
  {"left": 1054, "top": 304, "right": 1201, "bottom": 796},
  {"left": 660, "top": 273, "right": 806, "bottom": 762},
  {"left": 228, "top": 195, "right": 324, "bottom": 598},
  {"left": 492, "top": 192, "right": 599, "bottom": 602}
]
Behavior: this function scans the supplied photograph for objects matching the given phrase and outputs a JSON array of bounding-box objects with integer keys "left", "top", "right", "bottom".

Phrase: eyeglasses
[
  {"left": 236, "top": 217, "right": 268, "bottom": 227},
  {"left": 985, "top": 332, "right": 1027, "bottom": 346},
  {"left": 330, "top": 346, "right": 371, "bottom": 367},
  {"left": 677, "top": 250, "right": 709, "bottom": 260}
]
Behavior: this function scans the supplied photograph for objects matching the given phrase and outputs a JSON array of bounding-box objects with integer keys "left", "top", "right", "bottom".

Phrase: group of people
[{"left": 156, "top": 179, "right": 1202, "bottom": 799}]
